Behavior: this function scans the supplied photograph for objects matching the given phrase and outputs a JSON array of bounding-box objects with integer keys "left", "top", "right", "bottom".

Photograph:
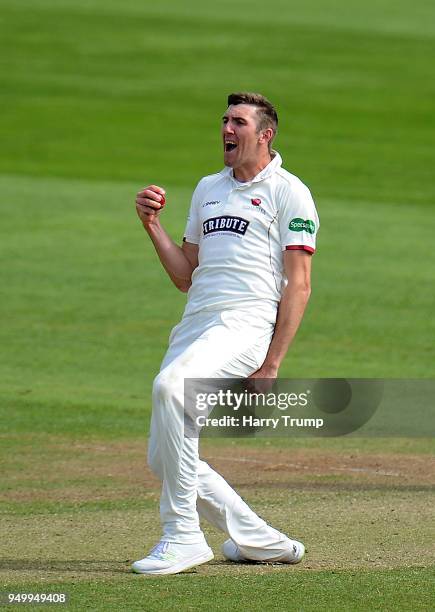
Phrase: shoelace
[{"left": 149, "top": 541, "right": 178, "bottom": 562}]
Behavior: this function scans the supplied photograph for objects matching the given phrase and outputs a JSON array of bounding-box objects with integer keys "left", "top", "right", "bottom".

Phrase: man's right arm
[{"left": 136, "top": 185, "right": 199, "bottom": 293}]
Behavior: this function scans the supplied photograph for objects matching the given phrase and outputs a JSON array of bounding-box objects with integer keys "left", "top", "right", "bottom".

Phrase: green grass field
[{"left": 1, "top": 0, "right": 434, "bottom": 609}]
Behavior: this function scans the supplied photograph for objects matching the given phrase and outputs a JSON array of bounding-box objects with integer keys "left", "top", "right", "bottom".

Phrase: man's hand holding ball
[{"left": 136, "top": 185, "right": 166, "bottom": 227}]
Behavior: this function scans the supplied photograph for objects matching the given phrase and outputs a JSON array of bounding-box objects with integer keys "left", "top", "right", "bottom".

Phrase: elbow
[
  {"left": 288, "top": 281, "right": 311, "bottom": 302},
  {"left": 174, "top": 280, "right": 192, "bottom": 293},
  {"left": 172, "top": 269, "right": 194, "bottom": 293},
  {"left": 299, "top": 287, "right": 311, "bottom": 306}
]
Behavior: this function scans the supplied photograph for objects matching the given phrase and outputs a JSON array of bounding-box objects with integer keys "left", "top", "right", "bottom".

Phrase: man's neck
[{"left": 233, "top": 153, "right": 273, "bottom": 182}]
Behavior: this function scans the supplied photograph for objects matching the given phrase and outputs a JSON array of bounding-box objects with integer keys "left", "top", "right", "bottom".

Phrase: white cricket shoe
[
  {"left": 222, "top": 538, "right": 305, "bottom": 564},
  {"left": 132, "top": 540, "right": 214, "bottom": 575}
]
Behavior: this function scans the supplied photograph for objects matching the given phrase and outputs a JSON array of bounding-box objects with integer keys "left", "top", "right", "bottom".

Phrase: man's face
[{"left": 222, "top": 104, "right": 264, "bottom": 169}]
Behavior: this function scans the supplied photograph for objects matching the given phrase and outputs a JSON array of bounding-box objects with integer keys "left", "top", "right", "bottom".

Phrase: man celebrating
[{"left": 133, "top": 92, "right": 319, "bottom": 575}]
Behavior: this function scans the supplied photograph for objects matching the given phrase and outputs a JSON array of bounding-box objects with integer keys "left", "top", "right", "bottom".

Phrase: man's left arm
[{"left": 250, "top": 249, "right": 312, "bottom": 379}]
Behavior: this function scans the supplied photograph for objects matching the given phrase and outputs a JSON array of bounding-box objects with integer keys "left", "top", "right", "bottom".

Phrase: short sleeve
[
  {"left": 278, "top": 180, "right": 319, "bottom": 254},
  {"left": 183, "top": 180, "right": 204, "bottom": 244}
]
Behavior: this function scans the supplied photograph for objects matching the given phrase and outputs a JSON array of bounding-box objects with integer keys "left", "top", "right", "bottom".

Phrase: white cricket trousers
[{"left": 147, "top": 307, "right": 292, "bottom": 560}]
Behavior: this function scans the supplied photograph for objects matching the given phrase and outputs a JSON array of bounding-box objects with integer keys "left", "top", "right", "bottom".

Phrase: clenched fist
[{"left": 136, "top": 185, "right": 166, "bottom": 228}]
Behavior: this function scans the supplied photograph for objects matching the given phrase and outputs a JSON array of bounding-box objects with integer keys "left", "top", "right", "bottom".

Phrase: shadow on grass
[
  {"left": 0, "top": 559, "right": 266, "bottom": 575},
  {"left": 0, "top": 559, "right": 130, "bottom": 573}
]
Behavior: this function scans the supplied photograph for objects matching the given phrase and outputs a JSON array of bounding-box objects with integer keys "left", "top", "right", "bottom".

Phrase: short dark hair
[{"left": 227, "top": 92, "right": 278, "bottom": 136}]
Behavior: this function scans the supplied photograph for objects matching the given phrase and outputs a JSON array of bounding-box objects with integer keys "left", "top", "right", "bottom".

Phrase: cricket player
[{"left": 132, "top": 92, "right": 319, "bottom": 575}]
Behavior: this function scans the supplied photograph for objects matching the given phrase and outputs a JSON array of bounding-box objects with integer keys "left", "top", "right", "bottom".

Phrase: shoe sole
[{"left": 132, "top": 550, "right": 214, "bottom": 576}]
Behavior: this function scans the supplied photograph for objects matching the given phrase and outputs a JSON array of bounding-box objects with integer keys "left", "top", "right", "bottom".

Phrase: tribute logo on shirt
[{"left": 203, "top": 215, "right": 250, "bottom": 236}]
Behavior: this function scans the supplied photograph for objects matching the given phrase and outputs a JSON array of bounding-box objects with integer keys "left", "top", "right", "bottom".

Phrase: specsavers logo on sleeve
[{"left": 289, "top": 218, "right": 315, "bottom": 234}]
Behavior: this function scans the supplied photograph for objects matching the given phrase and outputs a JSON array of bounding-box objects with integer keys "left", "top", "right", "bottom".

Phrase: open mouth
[{"left": 225, "top": 141, "right": 238, "bottom": 152}]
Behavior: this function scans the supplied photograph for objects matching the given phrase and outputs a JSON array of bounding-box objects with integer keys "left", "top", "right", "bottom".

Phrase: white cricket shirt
[{"left": 183, "top": 151, "right": 319, "bottom": 317}]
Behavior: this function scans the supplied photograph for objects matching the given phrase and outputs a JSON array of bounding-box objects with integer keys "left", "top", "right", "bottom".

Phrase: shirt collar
[{"left": 221, "top": 150, "right": 282, "bottom": 186}]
